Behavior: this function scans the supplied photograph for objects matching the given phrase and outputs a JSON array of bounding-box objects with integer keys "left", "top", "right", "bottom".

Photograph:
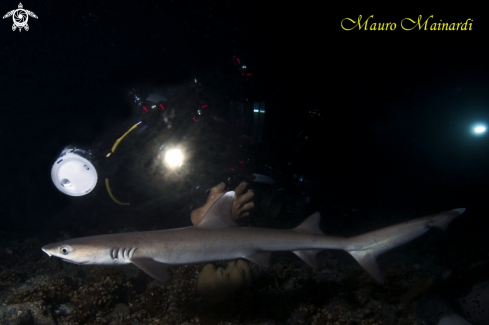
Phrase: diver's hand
[
  {"left": 191, "top": 182, "right": 254, "bottom": 225},
  {"left": 232, "top": 181, "right": 254, "bottom": 220}
]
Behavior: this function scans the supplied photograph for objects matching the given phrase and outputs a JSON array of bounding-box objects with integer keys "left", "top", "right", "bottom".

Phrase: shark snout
[{"left": 41, "top": 246, "right": 52, "bottom": 257}]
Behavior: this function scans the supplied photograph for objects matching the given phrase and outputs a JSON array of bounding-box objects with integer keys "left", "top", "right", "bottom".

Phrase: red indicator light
[
  {"left": 236, "top": 58, "right": 241, "bottom": 65},
  {"left": 239, "top": 161, "right": 243, "bottom": 164},
  {"left": 230, "top": 168, "right": 234, "bottom": 171},
  {"left": 142, "top": 106, "right": 148, "bottom": 112},
  {"left": 246, "top": 73, "right": 252, "bottom": 76},
  {"left": 160, "top": 104, "right": 165, "bottom": 110},
  {"left": 201, "top": 104, "right": 208, "bottom": 108},
  {"left": 192, "top": 117, "right": 197, "bottom": 122}
]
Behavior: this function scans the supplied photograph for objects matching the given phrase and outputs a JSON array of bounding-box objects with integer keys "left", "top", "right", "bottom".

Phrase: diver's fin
[
  {"left": 196, "top": 191, "right": 239, "bottom": 229},
  {"left": 245, "top": 251, "right": 272, "bottom": 268},
  {"left": 131, "top": 258, "right": 169, "bottom": 282},
  {"left": 293, "top": 212, "right": 324, "bottom": 235},
  {"left": 293, "top": 250, "right": 322, "bottom": 269}
]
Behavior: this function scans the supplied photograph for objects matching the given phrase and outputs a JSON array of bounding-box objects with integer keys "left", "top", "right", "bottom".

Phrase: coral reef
[
  {"left": 0, "top": 301, "right": 54, "bottom": 324},
  {"left": 197, "top": 260, "right": 250, "bottom": 303}
]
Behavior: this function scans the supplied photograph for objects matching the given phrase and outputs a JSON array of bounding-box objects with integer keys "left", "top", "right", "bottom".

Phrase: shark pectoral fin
[
  {"left": 348, "top": 250, "right": 384, "bottom": 283},
  {"left": 131, "top": 258, "right": 169, "bottom": 282},
  {"left": 245, "top": 251, "right": 272, "bottom": 268},
  {"left": 293, "top": 250, "right": 322, "bottom": 269}
]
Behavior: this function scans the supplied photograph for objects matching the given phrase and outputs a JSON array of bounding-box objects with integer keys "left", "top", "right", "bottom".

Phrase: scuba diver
[{"left": 49, "top": 57, "right": 309, "bottom": 228}]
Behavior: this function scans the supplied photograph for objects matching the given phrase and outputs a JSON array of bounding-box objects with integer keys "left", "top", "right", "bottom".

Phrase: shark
[{"left": 42, "top": 191, "right": 465, "bottom": 283}]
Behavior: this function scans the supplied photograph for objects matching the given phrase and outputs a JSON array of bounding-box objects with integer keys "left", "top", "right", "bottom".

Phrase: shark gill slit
[{"left": 111, "top": 247, "right": 137, "bottom": 260}]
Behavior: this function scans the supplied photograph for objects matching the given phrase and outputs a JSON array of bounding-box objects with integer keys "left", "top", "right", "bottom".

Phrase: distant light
[
  {"left": 164, "top": 149, "right": 183, "bottom": 167},
  {"left": 475, "top": 126, "right": 486, "bottom": 134},
  {"left": 471, "top": 123, "right": 487, "bottom": 136}
]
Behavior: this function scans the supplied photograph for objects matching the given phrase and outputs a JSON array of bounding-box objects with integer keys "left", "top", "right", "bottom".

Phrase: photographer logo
[{"left": 3, "top": 3, "right": 38, "bottom": 32}]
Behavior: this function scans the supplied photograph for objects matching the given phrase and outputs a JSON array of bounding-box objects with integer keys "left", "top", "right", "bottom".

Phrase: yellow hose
[
  {"left": 105, "top": 178, "right": 130, "bottom": 205},
  {"left": 111, "top": 123, "right": 140, "bottom": 153},
  {"left": 105, "top": 122, "right": 141, "bottom": 205}
]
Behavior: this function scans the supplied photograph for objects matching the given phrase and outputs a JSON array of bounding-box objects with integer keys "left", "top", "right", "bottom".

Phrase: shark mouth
[{"left": 60, "top": 258, "right": 86, "bottom": 265}]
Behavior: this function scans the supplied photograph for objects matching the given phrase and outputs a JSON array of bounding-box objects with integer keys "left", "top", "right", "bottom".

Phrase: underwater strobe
[
  {"left": 51, "top": 147, "right": 98, "bottom": 196},
  {"left": 49, "top": 83, "right": 204, "bottom": 200}
]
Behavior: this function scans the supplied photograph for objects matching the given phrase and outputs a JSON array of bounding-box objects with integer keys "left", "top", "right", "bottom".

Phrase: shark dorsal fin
[
  {"left": 196, "top": 191, "right": 239, "bottom": 228},
  {"left": 293, "top": 212, "right": 324, "bottom": 235}
]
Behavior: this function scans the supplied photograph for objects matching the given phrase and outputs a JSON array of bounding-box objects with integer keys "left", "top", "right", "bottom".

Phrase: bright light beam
[
  {"left": 471, "top": 123, "right": 487, "bottom": 136},
  {"left": 474, "top": 126, "right": 486, "bottom": 134},
  {"left": 164, "top": 149, "right": 184, "bottom": 167}
]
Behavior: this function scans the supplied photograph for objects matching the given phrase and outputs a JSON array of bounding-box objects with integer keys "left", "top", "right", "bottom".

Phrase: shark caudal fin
[{"left": 344, "top": 208, "right": 466, "bottom": 283}]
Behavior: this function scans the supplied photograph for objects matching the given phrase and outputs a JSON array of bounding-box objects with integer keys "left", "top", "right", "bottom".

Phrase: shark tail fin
[{"left": 344, "top": 208, "right": 466, "bottom": 283}]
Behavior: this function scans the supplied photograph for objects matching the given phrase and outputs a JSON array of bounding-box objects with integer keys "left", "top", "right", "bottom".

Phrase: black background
[{"left": 0, "top": 2, "right": 487, "bottom": 249}]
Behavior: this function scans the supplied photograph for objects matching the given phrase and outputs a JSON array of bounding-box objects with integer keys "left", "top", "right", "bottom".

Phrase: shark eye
[{"left": 60, "top": 246, "right": 71, "bottom": 255}]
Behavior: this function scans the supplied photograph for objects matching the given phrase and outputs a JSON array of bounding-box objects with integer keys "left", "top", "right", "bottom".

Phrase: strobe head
[{"left": 51, "top": 147, "right": 98, "bottom": 196}]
